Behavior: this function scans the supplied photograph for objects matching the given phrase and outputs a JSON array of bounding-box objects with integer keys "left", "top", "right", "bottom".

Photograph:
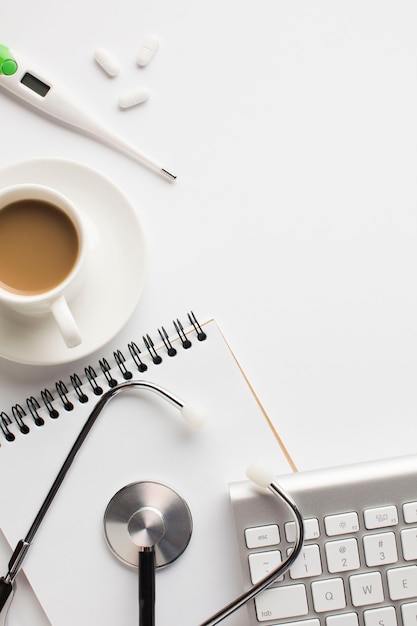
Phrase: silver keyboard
[{"left": 228, "top": 454, "right": 417, "bottom": 626}]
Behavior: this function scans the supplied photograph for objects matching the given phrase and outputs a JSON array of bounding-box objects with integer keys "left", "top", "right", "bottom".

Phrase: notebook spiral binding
[{"left": 0, "top": 311, "right": 207, "bottom": 444}]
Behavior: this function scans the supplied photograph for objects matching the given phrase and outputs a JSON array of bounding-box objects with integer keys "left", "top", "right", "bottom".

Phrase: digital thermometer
[{"left": 0, "top": 45, "right": 176, "bottom": 180}]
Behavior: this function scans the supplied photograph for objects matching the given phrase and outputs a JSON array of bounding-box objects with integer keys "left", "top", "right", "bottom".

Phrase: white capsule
[
  {"left": 94, "top": 47, "right": 120, "bottom": 77},
  {"left": 118, "top": 86, "right": 151, "bottom": 109},
  {"left": 137, "top": 35, "right": 159, "bottom": 67}
]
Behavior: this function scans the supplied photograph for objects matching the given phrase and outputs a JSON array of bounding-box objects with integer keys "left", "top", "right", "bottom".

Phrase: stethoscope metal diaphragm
[{"left": 103, "top": 481, "right": 193, "bottom": 568}]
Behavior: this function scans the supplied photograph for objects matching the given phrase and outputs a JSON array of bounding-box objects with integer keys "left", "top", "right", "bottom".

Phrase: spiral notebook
[{"left": 0, "top": 312, "right": 295, "bottom": 626}]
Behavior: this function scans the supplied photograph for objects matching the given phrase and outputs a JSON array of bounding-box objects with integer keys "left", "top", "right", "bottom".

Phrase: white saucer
[{"left": 0, "top": 158, "right": 148, "bottom": 366}]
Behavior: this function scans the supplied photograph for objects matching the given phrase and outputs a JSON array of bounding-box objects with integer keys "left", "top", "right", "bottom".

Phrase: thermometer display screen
[{"left": 20, "top": 72, "right": 50, "bottom": 97}]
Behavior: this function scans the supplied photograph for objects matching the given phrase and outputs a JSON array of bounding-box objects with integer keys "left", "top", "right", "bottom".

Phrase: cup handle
[{"left": 51, "top": 295, "right": 82, "bottom": 348}]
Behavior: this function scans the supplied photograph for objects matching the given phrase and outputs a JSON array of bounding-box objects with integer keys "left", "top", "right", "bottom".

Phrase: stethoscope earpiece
[{"left": 103, "top": 481, "right": 193, "bottom": 568}]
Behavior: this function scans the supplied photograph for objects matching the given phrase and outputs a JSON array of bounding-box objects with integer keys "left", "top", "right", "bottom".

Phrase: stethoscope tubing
[
  {"left": 199, "top": 481, "right": 304, "bottom": 625},
  {"left": 0, "top": 380, "right": 305, "bottom": 625},
  {"left": 26, "top": 381, "right": 184, "bottom": 546},
  {"left": 2, "top": 381, "right": 185, "bottom": 588}
]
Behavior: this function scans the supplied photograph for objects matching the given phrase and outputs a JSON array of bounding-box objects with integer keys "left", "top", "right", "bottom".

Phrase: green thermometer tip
[{"left": 0, "top": 45, "right": 17, "bottom": 75}]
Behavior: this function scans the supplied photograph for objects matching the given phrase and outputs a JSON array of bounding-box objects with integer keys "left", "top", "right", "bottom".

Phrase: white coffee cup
[{"left": 0, "top": 184, "right": 88, "bottom": 348}]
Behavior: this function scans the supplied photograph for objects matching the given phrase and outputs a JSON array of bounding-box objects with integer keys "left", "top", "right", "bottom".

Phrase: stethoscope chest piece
[{"left": 103, "top": 481, "right": 193, "bottom": 568}]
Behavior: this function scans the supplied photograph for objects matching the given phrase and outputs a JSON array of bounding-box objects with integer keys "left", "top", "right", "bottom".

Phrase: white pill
[
  {"left": 94, "top": 47, "right": 120, "bottom": 77},
  {"left": 137, "top": 35, "right": 159, "bottom": 67},
  {"left": 118, "top": 86, "right": 150, "bottom": 109}
]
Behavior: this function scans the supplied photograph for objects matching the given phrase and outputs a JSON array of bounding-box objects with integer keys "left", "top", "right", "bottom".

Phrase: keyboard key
[
  {"left": 403, "top": 502, "right": 417, "bottom": 524},
  {"left": 326, "top": 613, "right": 359, "bottom": 626},
  {"left": 363, "top": 532, "right": 398, "bottom": 566},
  {"left": 229, "top": 454, "right": 417, "bottom": 626},
  {"left": 363, "top": 606, "right": 397, "bottom": 626},
  {"left": 288, "top": 544, "right": 322, "bottom": 579},
  {"left": 364, "top": 506, "right": 398, "bottom": 529},
  {"left": 311, "top": 577, "right": 346, "bottom": 612},
  {"left": 349, "top": 572, "right": 384, "bottom": 606},
  {"left": 248, "top": 550, "right": 281, "bottom": 584},
  {"left": 401, "top": 527, "right": 417, "bottom": 561},
  {"left": 280, "top": 620, "right": 320, "bottom": 626},
  {"left": 245, "top": 524, "right": 280, "bottom": 549},
  {"left": 325, "top": 512, "right": 359, "bottom": 536},
  {"left": 325, "top": 538, "right": 360, "bottom": 573},
  {"left": 401, "top": 601, "right": 417, "bottom": 626},
  {"left": 387, "top": 565, "right": 417, "bottom": 600},
  {"left": 254, "top": 584, "right": 308, "bottom": 621},
  {"left": 285, "top": 518, "right": 320, "bottom": 542}
]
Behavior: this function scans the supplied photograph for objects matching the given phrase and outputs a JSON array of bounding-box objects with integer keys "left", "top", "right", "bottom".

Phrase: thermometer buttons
[
  {"left": 2, "top": 59, "right": 17, "bottom": 75},
  {"left": 0, "top": 45, "right": 17, "bottom": 76}
]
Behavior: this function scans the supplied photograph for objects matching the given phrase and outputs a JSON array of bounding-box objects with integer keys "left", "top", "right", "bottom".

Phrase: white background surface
[
  {"left": 1, "top": 0, "right": 417, "bottom": 621},
  {"left": 2, "top": 0, "right": 416, "bottom": 470},
  {"left": 0, "top": 0, "right": 417, "bottom": 468}
]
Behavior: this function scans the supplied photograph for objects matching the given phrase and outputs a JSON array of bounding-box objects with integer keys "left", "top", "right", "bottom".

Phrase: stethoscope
[{"left": 0, "top": 380, "right": 305, "bottom": 626}]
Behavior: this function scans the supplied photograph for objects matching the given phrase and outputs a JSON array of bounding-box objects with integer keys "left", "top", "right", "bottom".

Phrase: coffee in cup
[{"left": 0, "top": 184, "right": 87, "bottom": 348}]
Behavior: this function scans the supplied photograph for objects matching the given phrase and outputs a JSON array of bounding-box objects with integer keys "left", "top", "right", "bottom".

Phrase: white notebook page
[{"left": 0, "top": 318, "right": 295, "bottom": 626}]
